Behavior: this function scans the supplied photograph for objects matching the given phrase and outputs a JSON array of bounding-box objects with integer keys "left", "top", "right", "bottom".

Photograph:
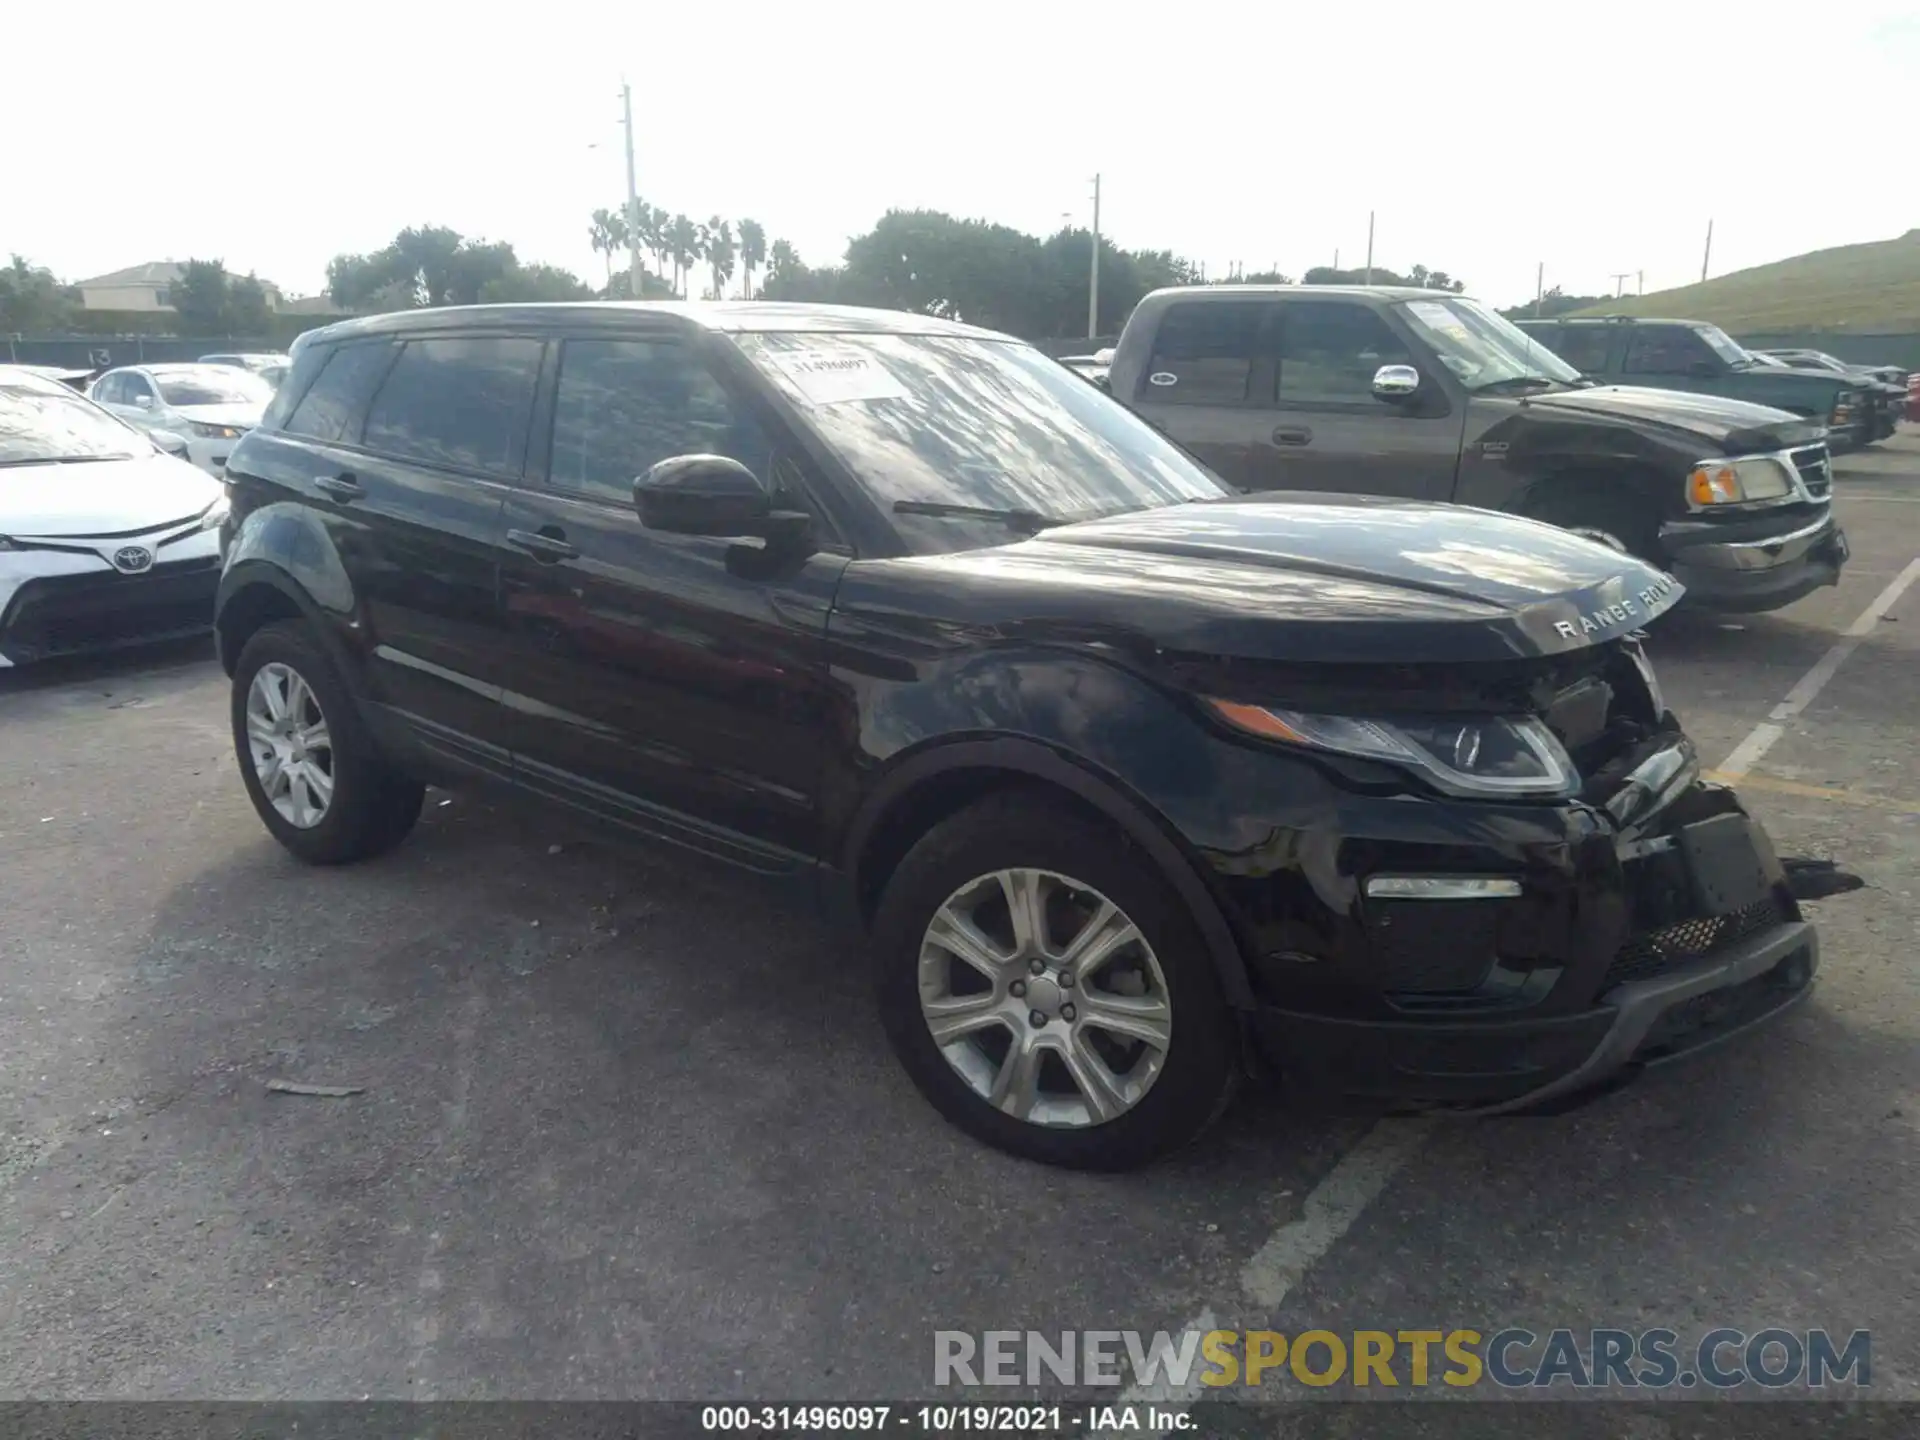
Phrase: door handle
[
  {"left": 1271, "top": 426, "right": 1313, "bottom": 447},
  {"left": 314, "top": 473, "right": 363, "bottom": 500},
  {"left": 507, "top": 527, "right": 578, "bottom": 562}
]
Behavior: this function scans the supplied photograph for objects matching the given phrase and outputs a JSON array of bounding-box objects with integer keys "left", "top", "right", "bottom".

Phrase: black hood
[
  {"left": 1519, "top": 384, "right": 1826, "bottom": 452},
  {"left": 848, "top": 494, "right": 1685, "bottom": 666}
]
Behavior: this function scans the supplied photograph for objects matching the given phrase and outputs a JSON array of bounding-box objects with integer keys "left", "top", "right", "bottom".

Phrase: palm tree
[
  {"left": 705, "top": 217, "right": 736, "bottom": 301},
  {"left": 767, "top": 238, "right": 799, "bottom": 279},
  {"left": 588, "top": 208, "right": 622, "bottom": 287},
  {"left": 737, "top": 218, "right": 767, "bottom": 299},
  {"left": 667, "top": 214, "right": 699, "bottom": 297},
  {"left": 626, "top": 201, "right": 661, "bottom": 278},
  {"left": 648, "top": 204, "right": 673, "bottom": 281}
]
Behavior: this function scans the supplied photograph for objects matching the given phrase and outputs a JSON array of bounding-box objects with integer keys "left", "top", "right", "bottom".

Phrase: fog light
[{"left": 1364, "top": 876, "right": 1524, "bottom": 900}]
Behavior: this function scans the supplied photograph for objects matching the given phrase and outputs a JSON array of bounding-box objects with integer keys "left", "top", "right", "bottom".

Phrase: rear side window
[
  {"left": 94, "top": 374, "right": 124, "bottom": 404},
  {"left": 1552, "top": 326, "right": 1613, "bottom": 374},
  {"left": 1142, "top": 303, "right": 1267, "bottom": 405},
  {"left": 362, "top": 336, "right": 545, "bottom": 478},
  {"left": 1275, "top": 302, "right": 1413, "bottom": 406},
  {"left": 1623, "top": 326, "right": 1713, "bottom": 376},
  {"left": 548, "top": 337, "right": 772, "bottom": 504},
  {"left": 278, "top": 341, "right": 393, "bottom": 440}
]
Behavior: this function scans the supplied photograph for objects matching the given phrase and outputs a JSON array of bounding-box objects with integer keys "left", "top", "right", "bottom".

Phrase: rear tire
[
  {"left": 231, "top": 621, "right": 424, "bottom": 865},
  {"left": 872, "top": 792, "right": 1238, "bottom": 1170}
]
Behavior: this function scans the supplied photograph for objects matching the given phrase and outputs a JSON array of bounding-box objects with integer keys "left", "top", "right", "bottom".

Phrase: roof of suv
[
  {"left": 306, "top": 301, "right": 1014, "bottom": 346},
  {"left": 1145, "top": 284, "right": 1473, "bottom": 303}
]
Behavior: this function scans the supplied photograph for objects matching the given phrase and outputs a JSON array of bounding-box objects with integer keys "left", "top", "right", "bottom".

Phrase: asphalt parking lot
[{"left": 3, "top": 435, "right": 1918, "bottom": 1413}]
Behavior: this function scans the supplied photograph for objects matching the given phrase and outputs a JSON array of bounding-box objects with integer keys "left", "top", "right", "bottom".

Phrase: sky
[{"left": 7, "top": 0, "right": 1918, "bottom": 312}]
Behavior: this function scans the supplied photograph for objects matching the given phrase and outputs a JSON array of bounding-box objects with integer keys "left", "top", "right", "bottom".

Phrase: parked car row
[
  {"left": 86, "top": 363, "right": 276, "bottom": 476},
  {"left": 1100, "top": 287, "right": 1848, "bottom": 615}
]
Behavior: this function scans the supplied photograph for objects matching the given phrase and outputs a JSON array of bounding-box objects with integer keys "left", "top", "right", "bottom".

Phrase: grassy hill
[{"left": 1573, "top": 229, "right": 1920, "bottom": 333}]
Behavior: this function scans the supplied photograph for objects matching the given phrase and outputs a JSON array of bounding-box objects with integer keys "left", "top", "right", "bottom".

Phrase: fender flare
[
  {"left": 214, "top": 560, "right": 363, "bottom": 692},
  {"left": 843, "top": 735, "right": 1256, "bottom": 1009}
]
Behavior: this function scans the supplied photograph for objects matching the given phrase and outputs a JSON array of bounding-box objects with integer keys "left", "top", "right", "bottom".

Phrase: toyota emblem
[{"left": 111, "top": 545, "right": 154, "bottom": 574}]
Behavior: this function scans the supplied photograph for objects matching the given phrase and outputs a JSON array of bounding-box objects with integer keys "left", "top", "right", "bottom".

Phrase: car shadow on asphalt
[{"left": 0, "top": 635, "right": 216, "bottom": 698}]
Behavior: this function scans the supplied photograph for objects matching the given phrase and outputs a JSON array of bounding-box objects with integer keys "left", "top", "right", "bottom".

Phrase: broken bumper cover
[{"left": 1250, "top": 920, "right": 1817, "bottom": 1111}]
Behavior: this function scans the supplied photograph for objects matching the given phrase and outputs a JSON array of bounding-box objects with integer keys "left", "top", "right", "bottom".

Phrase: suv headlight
[
  {"left": 1687, "top": 456, "right": 1794, "bottom": 507},
  {"left": 1204, "top": 701, "right": 1578, "bottom": 798}
]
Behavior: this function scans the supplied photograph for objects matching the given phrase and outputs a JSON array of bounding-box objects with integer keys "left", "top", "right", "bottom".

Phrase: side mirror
[
  {"left": 634, "top": 454, "right": 814, "bottom": 556},
  {"left": 133, "top": 393, "right": 155, "bottom": 410},
  {"left": 1372, "top": 364, "right": 1421, "bottom": 400}
]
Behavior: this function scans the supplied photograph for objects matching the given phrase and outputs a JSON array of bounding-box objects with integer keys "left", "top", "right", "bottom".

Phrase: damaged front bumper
[{"left": 1240, "top": 740, "right": 1823, "bottom": 1112}]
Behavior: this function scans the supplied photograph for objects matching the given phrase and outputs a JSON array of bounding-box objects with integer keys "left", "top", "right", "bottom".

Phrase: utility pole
[
  {"left": 619, "top": 79, "right": 644, "bottom": 298},
  {"left": 1637, "top": 270, "right": 1644, "bottom": 296},
  {"left": 1363, "top": 212, "right": 1375, "bottom": 285},
  {"left": 1534, "top": 262, "right": 1545, "bottom": 316},
  {"left": 1087, "top": 173, "right": 1101, "bottom": 338},
  {"left": 1611, "top": 272, "right": 1631, "bottom": 298},
  {"left": 1701, "top": 219, "right": 1713, "bottom": 283}
]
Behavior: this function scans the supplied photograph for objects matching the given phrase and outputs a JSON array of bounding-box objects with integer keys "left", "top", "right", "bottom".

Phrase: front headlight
[
  {"left": 1687, "top": 456, "right": 1794, "bottom": 507},
  {"left": 1205, "top": 700, "right": 1578, "bottom": 798},
  {"left": 189, "top": 421, "right": 245, "bottom": 440},
  {"left": 1832, "top": 391, "right": 1858, "bottom": 423}
]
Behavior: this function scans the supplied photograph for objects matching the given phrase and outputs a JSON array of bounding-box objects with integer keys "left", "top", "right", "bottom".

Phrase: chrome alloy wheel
[
  {"left": 917, "top": 868, "right": 1172, "bottom": 1128},
  {"left": 245, "top": 661, "right": 334, "bottom": 829}
]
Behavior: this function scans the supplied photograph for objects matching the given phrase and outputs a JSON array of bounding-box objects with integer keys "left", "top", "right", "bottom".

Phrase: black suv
[{"left": 215, "top": 302, "right": 1819, "bottom": 1169}]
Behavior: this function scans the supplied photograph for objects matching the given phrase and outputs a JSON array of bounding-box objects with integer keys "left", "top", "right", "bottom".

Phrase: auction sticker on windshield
[{"left": 766, "top": 348, "right": 911, "bottom": 406}]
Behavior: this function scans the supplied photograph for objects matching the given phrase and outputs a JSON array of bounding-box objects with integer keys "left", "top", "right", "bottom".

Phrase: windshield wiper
[{"left": 892, "top": 500, "right": 1065, "bottom": 533}]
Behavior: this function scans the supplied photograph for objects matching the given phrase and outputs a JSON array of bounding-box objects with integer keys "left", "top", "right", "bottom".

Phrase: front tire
[
  {"left": 230, "top": 621, "right": 424, "bottom": 865},
  {"left": 872, "top": 792, "right": 1238, "bottom": 1170}
]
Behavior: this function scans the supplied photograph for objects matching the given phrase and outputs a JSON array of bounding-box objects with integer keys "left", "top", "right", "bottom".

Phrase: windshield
[
  {"left": 1392, "top": 296, "right": 1583, "bottom": 389},
  {"left": 733, "top": 331, "right": 1229, "bottom": 552},
  {"left": 1693, "top": 325, "right": 1752, "bottom": 366},
  {"left": 154, "top": 370, "right": 272, "bottom": 407},
  {"left": 1, "top": 383, "right": 146, "bottom": 465}
]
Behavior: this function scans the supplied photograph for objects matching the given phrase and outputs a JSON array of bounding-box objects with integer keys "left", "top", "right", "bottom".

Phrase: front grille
[
  {"left": 0, "top": 558, "right": 219, "bottom": 660},
  {"left": 1601, "top": 894, "right": 1787, "bottom": 990},
  {"left": 1790, "top": 446, "right": 1832, "bottom": 499}
]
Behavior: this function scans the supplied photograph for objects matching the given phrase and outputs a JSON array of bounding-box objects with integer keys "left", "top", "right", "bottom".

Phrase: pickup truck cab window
[
  {"left": 1274, "top": 301, "right": 1415, "bottom": 406},
  {"left": 1141, "top": 302, "right": 1267, "bottom": 406},
  {"left": 1550, "top": 324, "right": 1613, "bottom": 375},
  {"left": 1623, "top": 324, "right": 1718, "bottom": 376}
]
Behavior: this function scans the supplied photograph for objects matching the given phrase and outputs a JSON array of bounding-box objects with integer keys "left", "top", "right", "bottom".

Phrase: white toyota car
[
  {"left": 87, "top": 362, "right": 272, "bottom": 476},
  {"left": 0, "top": 367, "right": 227, "bottom": 667}
]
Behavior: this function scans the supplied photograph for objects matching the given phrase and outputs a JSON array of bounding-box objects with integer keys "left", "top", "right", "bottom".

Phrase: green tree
[
  {"left": 705, "top": 217, "right": 736, "bottom": 300},
  {"left": 169, "top": 259, "right": 233, "bottom": 333},
  {"left": 737, "top": 218, "right": 767, "bottom": 299},
  {"left": 0, "top": 255, "right": 79, "bottom": 332},
  {"left": 589, "top": 207, "right": 627, "bottom": 286},
  {"left": 224, "top": 274, "right": 273, "bottom": 334},
  {"left": 767, "top": 238, "right": 799, "bottom": 282},
  {"left": 480, "top": 262, "right": 595, "bottom": 302},
  {"left": 667, "top": 214, "right": 699, "bottom": 297}
]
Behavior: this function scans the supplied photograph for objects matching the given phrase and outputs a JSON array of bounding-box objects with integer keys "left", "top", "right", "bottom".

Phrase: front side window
[
  {"left": 284, "top": 341, "right": 397, "bottom": 443},
  {"left": 733, "top": 330, "right": 1228, "bottom": 553},
  {"left": 1623, "top": 326, "right": 1716, "bottom": 375},
  {"left": 1140, "top": 303, "right": 1268, "bottom": 405},
  {"left": 93, "top": 373, "right": 125, "bottom": 405},
  {"left": 362, "top": 336, "right": 544, "bottom": 478},
  {"left": 121, "top": 373, "right": 156, "bottom": 404},
  {"left": 1552, "top": 325, "right": 1613, "bottom": 374},
  {"left": 1, "top": 382, "right": 146, "bottom": 465},
  {"left": 1275, "top": 302, "right": 1414, "bottom": 405},
  {"left": 548, "top": 337, "right": 772, "bottom": 505}
]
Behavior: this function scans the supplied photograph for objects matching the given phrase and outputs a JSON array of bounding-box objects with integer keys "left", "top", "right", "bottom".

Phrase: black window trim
[
  {"left": 340, "top": 330, "right": 548, "bottom": 483},
  {"left": 277, "top": 337, "right": 402, "bottom": 444},
  {"left": 526, "top": 327, "right": 853, "bottom": 556}
]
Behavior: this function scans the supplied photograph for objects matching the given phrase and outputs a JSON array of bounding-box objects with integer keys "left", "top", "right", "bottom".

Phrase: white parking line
[
  {"left": 1107, "top": 557, "right": 1920, "bottom": 1434},
  {"left": 1718, "top": 556, "right": 1920, "bottom": 779}
]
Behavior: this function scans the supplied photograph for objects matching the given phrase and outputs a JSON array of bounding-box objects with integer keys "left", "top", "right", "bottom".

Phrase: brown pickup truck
[{"left": 1105, "top": 285, "right": 1850, "bottom": 614}]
